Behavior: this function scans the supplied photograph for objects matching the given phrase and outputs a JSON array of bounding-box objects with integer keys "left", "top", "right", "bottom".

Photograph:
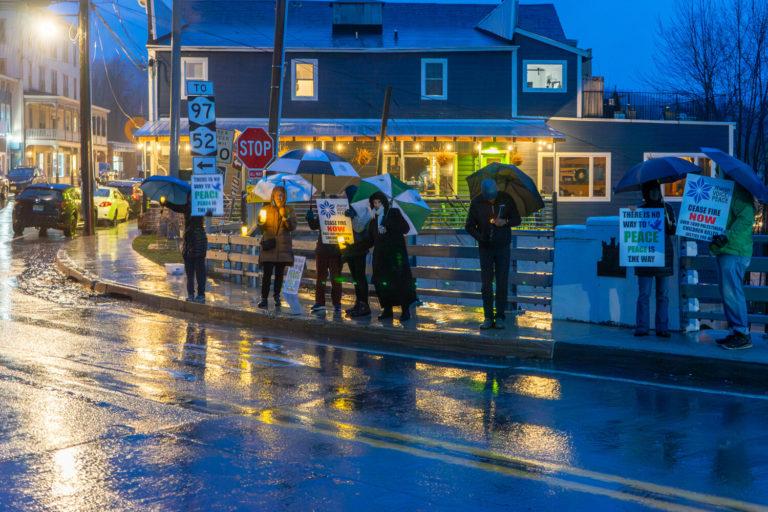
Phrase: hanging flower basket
[{"left": 354, "top": 148, "right": 374, "bottom": 166}]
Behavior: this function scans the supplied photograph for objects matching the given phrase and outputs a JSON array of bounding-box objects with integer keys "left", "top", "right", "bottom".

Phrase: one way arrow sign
[{"left": 193, "top": 156, "right": 217, "bottom": 175}]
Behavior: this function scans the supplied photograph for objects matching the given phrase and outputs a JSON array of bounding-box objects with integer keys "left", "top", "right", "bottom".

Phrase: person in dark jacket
[
  {"left": 342, "top": 185, "right": 372, "bottom": 317},
  {"left": 634, "top": 181, "right": 676, "bottom": 338},
  {"left": 165, "top": 194, "right": 208, "bottom": 303},
  {"left": 465, "top": 179, "right": 522, "bottom": 330},
  {"left": 307, "top": 194, "right": 343, "bottom": 313},
  {"left": 257, "top": 186, "right": 297, "bottom": 309},
  {"left": 368, "top": 191, "right": 417, "bottom": 322}
]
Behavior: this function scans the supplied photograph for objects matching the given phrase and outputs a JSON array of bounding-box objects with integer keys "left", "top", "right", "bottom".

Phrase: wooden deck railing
[{"left": 205, "top": 229, "right": 554, "bottom": 310}]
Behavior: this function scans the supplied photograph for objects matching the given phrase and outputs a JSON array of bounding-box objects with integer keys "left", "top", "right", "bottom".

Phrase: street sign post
[
  {"left": 217, "top": 128, "right": 234, "bottom": 165},
  {"left": 235, "top": 127, "right": 274, "bottom": 171},
  {"left": 188, "top": 81, "right": 217, "bottom": 161}
]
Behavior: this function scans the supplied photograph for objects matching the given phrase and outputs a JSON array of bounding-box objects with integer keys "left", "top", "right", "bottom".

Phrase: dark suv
[
  {"left": 106, "top": 180, "right": 144, "bottom": 218},
  {"left": 8, "top": 167, "right": 46, "bottom": 194},
  {"left": 13, "top": 184, "right": 81, "bottom": 237}
]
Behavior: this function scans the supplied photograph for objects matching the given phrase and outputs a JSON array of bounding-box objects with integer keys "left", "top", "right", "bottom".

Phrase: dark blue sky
[{"left": 85, "top": 0, "right": 673, "bottom": 90}]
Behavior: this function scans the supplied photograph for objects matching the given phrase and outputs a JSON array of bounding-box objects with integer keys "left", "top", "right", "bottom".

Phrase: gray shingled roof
[{"left": 150, "top": 1, "right": 569, "bottom": 48}]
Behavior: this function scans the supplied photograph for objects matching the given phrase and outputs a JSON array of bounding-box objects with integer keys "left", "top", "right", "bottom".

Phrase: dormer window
[
  {"left": 421, "top": 58, "right": 447, "bottom": 100},
  {"left": 524, "top": 60, "right": 566, "bottom": 93}
]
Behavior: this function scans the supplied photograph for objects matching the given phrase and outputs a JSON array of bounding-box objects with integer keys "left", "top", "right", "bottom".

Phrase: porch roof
[{"left": 135, "top": 118, "right": 565, "bottom": 140}]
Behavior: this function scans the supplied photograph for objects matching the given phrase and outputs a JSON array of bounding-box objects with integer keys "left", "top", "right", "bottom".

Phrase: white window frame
[
  {"left": 421, "top": 58, "right": 447, "bottom": 100},
  {"left": 539, "top": 152, "right": 612, "bottom": 202},
  {"left": 181, "top": 57, "right": 208, "bottom": 100},
  {"left": 291, "top": 58, "right": 318, "bottom": 101},
  {"left": 643, "top": 152, "right": 715, "bottom": 201},
  {"left": 523, "top": 60, "right": 567, "bottom": 93}
]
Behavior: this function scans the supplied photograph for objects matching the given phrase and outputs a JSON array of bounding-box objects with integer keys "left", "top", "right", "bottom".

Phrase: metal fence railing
[{"left": 582, "top": 90, "right": 726, "bottom": 122}]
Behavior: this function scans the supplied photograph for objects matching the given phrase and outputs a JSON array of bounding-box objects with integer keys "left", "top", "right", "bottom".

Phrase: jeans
[
  {"left": 636, "top": 275, "right": 669, "bottom": 333},
  {"left": 345, "top": 253, "right": 369, "bottom": 305},
  {"left": 261, "top": 262, "right": 287, "bottom": 300},
  {"left": 184, "top": 255, "right": 206, "bottom": 297},
  {"left": 315, "top": 252, "right": 342, "bottom": 306},
  {"left": 479, "top": 245, "right": 510, "bottom": 321},
  {"left": 716, "top": 254, "right": 751, "bottom": 334}
]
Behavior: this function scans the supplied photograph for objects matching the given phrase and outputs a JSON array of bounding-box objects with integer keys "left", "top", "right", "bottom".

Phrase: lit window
[
  {"left": 292, "top": 59, "right": 317, "bottom": 101},
  {"left": 181, "top": 57, "right": 208, "bottom": 99},
  {"left": 644, "top": 153, "right": 714, "bottom": 200},
  {"left": 539, "top": 152, "right": 611, "bottom": 201},
  {"left": 421, "top": 58, "right": 447, "bottom": 100},
  {"left": 524, "top": 61, "right": 566, "bottom": 92}
]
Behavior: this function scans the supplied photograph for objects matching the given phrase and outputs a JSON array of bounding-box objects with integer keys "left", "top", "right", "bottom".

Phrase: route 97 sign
[{"left": 187, "top": 80, "right": 216, "bottom": 160}]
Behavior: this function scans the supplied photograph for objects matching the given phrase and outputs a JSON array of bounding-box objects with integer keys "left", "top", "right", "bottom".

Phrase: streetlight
[{"left": 34, "top": 17, "right": 60, "bottom": 40}]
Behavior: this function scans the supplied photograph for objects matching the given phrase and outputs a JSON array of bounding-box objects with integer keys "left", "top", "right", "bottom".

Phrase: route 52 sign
[{"left": 191, "top": 126, "right": 216, "bottom": 156}]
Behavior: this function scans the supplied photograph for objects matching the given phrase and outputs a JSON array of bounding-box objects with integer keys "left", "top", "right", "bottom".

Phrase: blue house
[{"left": 137, "top": 0, "right": 733, "bottom": 225}]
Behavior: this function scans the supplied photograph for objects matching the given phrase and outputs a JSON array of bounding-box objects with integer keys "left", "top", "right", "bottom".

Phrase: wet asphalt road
[{"left": 1, "top": 200, "right": 768, "bottom": 511}]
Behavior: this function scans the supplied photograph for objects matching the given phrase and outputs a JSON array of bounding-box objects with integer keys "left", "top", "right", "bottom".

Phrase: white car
[{"left": 95, "top": 187, "right": 131, "bottom": 226}]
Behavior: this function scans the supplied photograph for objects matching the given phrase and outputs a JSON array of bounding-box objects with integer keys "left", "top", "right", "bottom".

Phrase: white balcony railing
[{"left": 25, "top": 129, "right": 83, "bottom": 143}]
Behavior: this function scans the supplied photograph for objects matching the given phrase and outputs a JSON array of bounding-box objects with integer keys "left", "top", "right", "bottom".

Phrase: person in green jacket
[{"left": 710, "top": 182, "right": 755, "bottom": 350}]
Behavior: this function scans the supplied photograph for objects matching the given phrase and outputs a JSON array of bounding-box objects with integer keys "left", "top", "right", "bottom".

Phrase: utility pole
[
  {"left": 78, "top": 0, "right": 94, "bottom": 235},
  {"left": 376, "top": 86, "right": 392, "bottom": 175},
  {"left": 267, "top": 0, "right": 288, "bottom": 153},
  {"left": 168, "top": 0, "right": 183, "bottom": 178}
]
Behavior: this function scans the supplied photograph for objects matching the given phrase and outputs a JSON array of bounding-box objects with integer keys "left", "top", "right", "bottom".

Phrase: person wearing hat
[{"left": 465, "top": 178, "right": 521, "bottom": 330}]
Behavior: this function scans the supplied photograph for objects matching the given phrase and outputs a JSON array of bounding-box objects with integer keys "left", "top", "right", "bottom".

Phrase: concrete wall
[{"left": 553, "top": 216, "right": 681, "bottom": 330}]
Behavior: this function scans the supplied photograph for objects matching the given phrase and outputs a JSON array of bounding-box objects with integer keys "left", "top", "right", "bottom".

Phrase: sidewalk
[{"left": 56, "top": 224, "right": 768, "bottom": 379}]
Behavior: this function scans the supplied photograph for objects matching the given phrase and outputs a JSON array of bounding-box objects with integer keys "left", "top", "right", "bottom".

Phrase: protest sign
[
  {"left": 619, "top": 208, "right": 665, "bottom": 267},
  {"left": 676, "top": 175, "right": 734, "bottom": 241},
  {"left": 315, "top": 198, "right": 354, "bottom": 245},
  {"left": 282, "top": 255, "right": 306, "bottom": 296},
  {"left": 191, "top": 174, "right": 224, "bottom": 216}
]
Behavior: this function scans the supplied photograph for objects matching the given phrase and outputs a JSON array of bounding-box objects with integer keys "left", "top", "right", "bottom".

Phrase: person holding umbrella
[
  {"left": 368, "top": 191, "right": 418, "bottom": 322},
  {"left": 633, "top": 181, "right": 676, "bottom": 338},
  {"left": 256, "top": 186, "right": 297, "bottom": 309},
  {"left": 465, "top": 179, "right": 521, "bottom": 330}
]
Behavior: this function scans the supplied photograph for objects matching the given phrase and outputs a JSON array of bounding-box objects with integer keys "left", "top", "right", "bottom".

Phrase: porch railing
[{"left": 582, "top": 90, "right": 726, "bottom": 122}]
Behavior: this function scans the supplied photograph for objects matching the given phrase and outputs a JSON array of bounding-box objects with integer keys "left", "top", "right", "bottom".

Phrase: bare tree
[{"left": 656, "top": 0, "right": 768, "bottom": 174}]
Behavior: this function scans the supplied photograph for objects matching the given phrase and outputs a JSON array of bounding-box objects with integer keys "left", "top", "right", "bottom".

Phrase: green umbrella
[
  {"left": 351, "top": 174, "right": 431, "bottom": 235},
  {"left": 466, "top": 163, "right": 544, "bottom": 217}
]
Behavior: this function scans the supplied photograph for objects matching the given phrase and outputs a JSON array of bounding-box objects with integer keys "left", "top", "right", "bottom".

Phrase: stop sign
[{"left": 235, "top": 127, "right": 274, "bottom": 170}]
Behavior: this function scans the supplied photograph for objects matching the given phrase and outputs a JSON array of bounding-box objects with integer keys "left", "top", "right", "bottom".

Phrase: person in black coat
[
  {"left": 634, "top": 180, "right": 676, "bottom": 338},
  {"left": 465, "top": 179, "right": 521, "bottom": 330},
  {"left": 165, "top": 194, "right": 208, "bottom": 303},
  {"left": 367, "top": 191, "right": 417, "bottom": 322},
  {"left": 307, "top": 194, "right": 343, "bottom": 313},
  {"left": 342, "top": 185, "right": 372, "bottom": 317}
]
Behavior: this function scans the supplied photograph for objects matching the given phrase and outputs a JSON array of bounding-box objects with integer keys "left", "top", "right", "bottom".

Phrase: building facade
[
  {"left": 138, "top": 0, "right": 733, "bottom": 225},
  {"left": 0, "top": 3, "right": 110, "bottom": 182}
]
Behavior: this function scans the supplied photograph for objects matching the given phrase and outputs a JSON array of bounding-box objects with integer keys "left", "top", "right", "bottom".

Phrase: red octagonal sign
[{"left": 235, "top": 127, "right": 274, "bottom": 171}]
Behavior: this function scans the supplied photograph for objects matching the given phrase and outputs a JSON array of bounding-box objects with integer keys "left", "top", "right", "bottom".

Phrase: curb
[{"left": 55, "top": 249, "right": 552, "bottom": 363}]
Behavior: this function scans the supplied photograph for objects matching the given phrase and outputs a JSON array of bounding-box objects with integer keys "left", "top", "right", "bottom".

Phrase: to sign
[
  {"left": 235, "top": 127, "right": 274, "bottom": 170},
  {"left": 217, "top": 129, "right": 234, "bottom": 164},
  {"left": 186, "top": 80, "right": 214, "bottom": 97}
]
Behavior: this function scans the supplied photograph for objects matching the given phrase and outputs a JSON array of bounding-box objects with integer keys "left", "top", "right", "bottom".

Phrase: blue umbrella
[
  {"left": 140, "top": 175, "right": 191, "bottom": 205},
  {"left": 701, "top": 147, "right": 768, "bottom": 203},
  {"left": 252, "top": 173, "right": 316, "bottom": 203},
  {"left": 614, "top": 157, "right": 703, "bottom": 193}
]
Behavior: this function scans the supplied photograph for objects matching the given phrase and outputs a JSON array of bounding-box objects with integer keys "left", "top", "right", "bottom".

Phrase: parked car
[
  {"left": 106, "top": 180, "right": 144, "bottom": 218},
  {"left": 12, "top": 184, "right": 81, "bottom": 237},
  {"left": 94, "top": 187, "right": 130, "bottom": 226},
  {"left": 8, "top": 167, "right": 46, "bottom": 194}
]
